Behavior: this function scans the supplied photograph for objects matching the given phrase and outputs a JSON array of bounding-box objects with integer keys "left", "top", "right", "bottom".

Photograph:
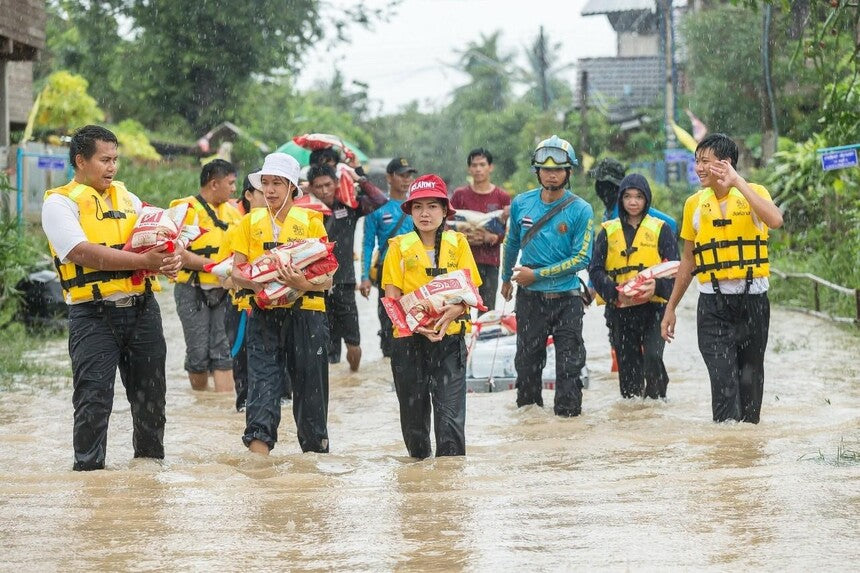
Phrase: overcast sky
[{"left": 296, "top": 0, "right": 616, "bottom": 114}]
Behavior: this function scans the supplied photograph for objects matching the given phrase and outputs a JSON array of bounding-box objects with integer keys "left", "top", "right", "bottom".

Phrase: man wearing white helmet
[{"left": 501, "top": 135, "right": 594, "bottom": 417}]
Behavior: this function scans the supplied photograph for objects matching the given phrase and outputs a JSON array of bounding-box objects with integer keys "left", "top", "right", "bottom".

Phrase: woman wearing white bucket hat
[{"left": 230, "top": 152, "right": 333, "bottom": 455}]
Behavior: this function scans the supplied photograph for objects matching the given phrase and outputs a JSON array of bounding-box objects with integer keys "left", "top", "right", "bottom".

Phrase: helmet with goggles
[{"left": 531, "top": 135, "right": 578, "bottom": 171}]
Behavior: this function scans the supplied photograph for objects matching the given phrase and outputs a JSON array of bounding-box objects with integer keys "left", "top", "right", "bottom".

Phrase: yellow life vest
[
  {"left": 391, "top": 230, "right": 473, "bottom": 336},
  {"left": 44, "top": 180, "right": 160, "bottom": 303},
  {"left": 244, "top": 206, "right": 326, "bottom": 312},
  {"left": 598, "top": 215, "right": 666, "bottom": 304},
  {"left": 691, "top": 187, "right": 769, "bottom": 283},
  {"left": 169, "top": 195, "right": 242, "bottom": 286}
]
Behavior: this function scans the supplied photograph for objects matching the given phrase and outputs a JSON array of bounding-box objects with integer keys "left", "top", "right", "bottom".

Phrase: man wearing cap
[
  {"left": 450, "top": 148, "right": 511, "bottom": 312},
  {"left": 590, "top": 157, "right": 678, "bottom": 233},
  {"left": 360, "top": 157, "right": 417, "bottom": 357},
  {"left": 41, "top": 124, "right": 183, "bottom": 470},
  {"left": 230, "top": 152, "right": 333, "bottom": 455},
  {"left": 306, "top": 157, "right": 388, "bottom": 371},
  {"left": 169, "top": 159, "right": 243, "bottom": 393},
  {"left": 501, "top": 135, "right": 594, "bottom": 417}
]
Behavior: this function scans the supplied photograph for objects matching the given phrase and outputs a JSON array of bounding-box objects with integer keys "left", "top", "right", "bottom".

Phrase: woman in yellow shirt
[
  {"left": 230, "top": 153, "right": 333, "bottom": 455},
  {"left": 382, "top": 174, "right": 481, "bottom": 458}
]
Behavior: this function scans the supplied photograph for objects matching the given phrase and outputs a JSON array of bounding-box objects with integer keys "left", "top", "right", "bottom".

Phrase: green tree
[
  {"left": 451, "top": 31, "right": 515, "bottom": 113},
  {"left": 36, "top": 71, "right": 105, "bottom": 132}
]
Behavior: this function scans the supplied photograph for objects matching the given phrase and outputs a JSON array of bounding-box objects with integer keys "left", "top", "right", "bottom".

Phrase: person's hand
[
  {"left": 464, "top": 228, "right": 485, "bottom": 246},
  {"left": 159, "top": 250, "right": 183, "bottom": 279},
  {"left": 632, "top": 278, "right": 656, "bottom": 303},
  {"left": 512, "top": 265, "right": 536, "bottom": 287},
  {"left": 359, "top": 279, "right": 372, "bottom": 299},
  {"left": 709, "top": 159, "right": 743, "bottom": 189},
  {"left": 275, "top": 258, "right": 310, "bottom": 289},
  {"left": 139, "top": 244, "right": 173, "bottom": 271},
  {"left": 428, "top": 302, "right": 467, "bottom": 341},
  {"left": 346, "top": 153, "right": 361, "bottom": 169},
  {"left": 501, "top": 280, "right": 514, "bottom": 301},
  {"left": 661, "top": 308, "right": 677, "bottom": 342}
]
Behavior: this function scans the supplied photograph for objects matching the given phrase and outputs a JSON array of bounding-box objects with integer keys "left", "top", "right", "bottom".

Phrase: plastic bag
[
  {"left": 616, "top": 260, "right": 680, "bottom": 297},
  {"left": 382, "top": 269, "right": 486, "bottom": 337},
  {"left": 235, "top": 239, "right": 334, "bottom": 284},
  {"left": 255, "top": 252, "right": 339, "bottom": 308},
  {"left": 447, "top": 209, "right": 506, "bottom": 236}
]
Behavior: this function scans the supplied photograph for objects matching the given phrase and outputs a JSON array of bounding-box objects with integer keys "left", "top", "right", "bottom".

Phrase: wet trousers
[
  {"left": 173, "top": 283, "right": 232, "bottom": 372},
  {"left": 390, "top": 334, "right": 467, "bottom": 459},
  {"left": 697, "top": 292, "right": 770, "bottom": 423},
  {"left": 377, "top": 287, "right": 394, "bottom": 358},
  {"left": 325, "top": 283, "right": 360, "bottom": 363},
  {"left": 607, "top": 302, "right": 669, "bottom": 399},
  {"left": 68, "top": 298, "right": 166, "bottom": 471},
  {"left": 514, "top": 289, "right": 585, "bottom": 416},
  {"left": 224, "top": 305, "right": 248, "bottom": 411},
  {"left": 244, "top": 306, "right": 329, "bottom": 452},
  {"left": 477, "top": 263, "right": 499, "bottom": 313}
]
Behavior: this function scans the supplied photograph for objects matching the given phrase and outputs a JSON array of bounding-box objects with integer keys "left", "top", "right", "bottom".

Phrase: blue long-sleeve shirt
[
  {"left": 361, "top": 198, "right": 412, "bottom": 281},
  {"left": 502, "top": 188, "right": 594, "bottom": 293}
]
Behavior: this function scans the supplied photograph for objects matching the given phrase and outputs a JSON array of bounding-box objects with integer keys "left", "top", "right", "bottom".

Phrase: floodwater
[{"left": 1, "top": 283, "right": 857, "bottom": 571}]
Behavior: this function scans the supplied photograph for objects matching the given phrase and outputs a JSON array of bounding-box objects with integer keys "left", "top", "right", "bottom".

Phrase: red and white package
[
  {"left": 294, "top": 194, "right": 333, "bottom": 215},
  {"left": 382, "top": 269, "right": 486, "bottom": 337},
  {"left": 123, "top": 203, "right": 206, "bottom": 284},
  {"left": 235, "top": 239, "right": 334, "bottom": 284},
  {"left": 292, "top": 133, "right": 359, "bottom": 208},
  {"left": 203, "top": 254, "right": 234, "bottom": 279},
  {"left": 616, "top": 260, "right": 680, "bottom": 298},
  {"left": 255, "top": 252, "right": 339, "bottom": 308}
]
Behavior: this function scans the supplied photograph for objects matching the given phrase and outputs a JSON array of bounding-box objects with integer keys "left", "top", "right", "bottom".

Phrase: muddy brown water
[{"left": 1, "top": 282, "right": 857, "bottom": 571}]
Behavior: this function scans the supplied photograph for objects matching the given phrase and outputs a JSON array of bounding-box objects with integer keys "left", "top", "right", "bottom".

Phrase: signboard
[
  {"left": 820, "top": 149, "right": 858, "bottom": 171},
  {"left": 36, "top": 156, "right": 68, "bottom": 171}
]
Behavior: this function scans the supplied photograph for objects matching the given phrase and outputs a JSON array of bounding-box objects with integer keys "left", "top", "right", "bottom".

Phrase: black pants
[
  {"left": 224, "top": 305, "right": 248, "bottom": 411},
  {"left": 244, "top": 307, "right": 329, "bottom": 452},
  {"left": 476, "top": 263, "right": 499, "bottom": 313},
  {"left": 390, "top": 334, "right": 467, "bottom": 459},
  {"left": 514, "top": 289, "right": 585, "bottom": 416},
  {"left": 68, "top": 298, "right": 167, "bottom": 471},
  {"left": 697, "top": 292, "right": 770, "bottom": 423},
  {"left": 377, "top": 287, "right": 394, "bottom": 358},
  {"left": 606, "top": 303, "right": 669, "bottom": 399},
  {"left": 325, "top": 283, "right": 360, "bottom": 362}
]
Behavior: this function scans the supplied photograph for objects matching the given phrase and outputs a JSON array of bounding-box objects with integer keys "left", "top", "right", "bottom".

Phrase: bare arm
[
  {"left": 712, "top": 160, "right": 783, "bottom": 229},
  {"left": 661, "top": 240, "right": 695, "bottom": 342},
  {"left": 230, "top": 252, "right": 262, "bottom": 293},
  {"left": 384, "top": 285, "right": 402, "bottom": 299},
  {"left": 67, "top": 242, "right": 177, "bottom": 273}
]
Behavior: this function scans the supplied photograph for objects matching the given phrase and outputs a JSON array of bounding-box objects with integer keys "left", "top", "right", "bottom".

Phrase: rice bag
[
  {"left": 294, "top": 194, "right": 333, "bottom": 215},
  {"left": 616, "top": 260, "right": 680, "bottom": 298},
  {"left": 255, "top": 252, "right": 339, "bottom": 308},
  {"left": 447, "top": 209, "right": 506, "bottom": 236},
  {"left": 292, "top": 133, "right": 359, "bottom": 208},
  {"left": 382, "top": 268, "right": 487, "bottom": 337},
  {"left": 235, "top": 239, "right": 334, "bottom": 284},
  {"left": 123, "top": 203, "right": 206, "bottom": 284},
  {"left": 204, "top": 255, "right": 234, "bottom": 279}
]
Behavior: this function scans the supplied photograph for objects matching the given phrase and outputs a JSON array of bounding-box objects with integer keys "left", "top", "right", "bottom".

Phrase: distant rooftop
[
  {"left": 581, "top": 0, "right": 655, "bottom": 16},
  {"left": 578, "top": 56, "right": 662, "bottom": 120}
]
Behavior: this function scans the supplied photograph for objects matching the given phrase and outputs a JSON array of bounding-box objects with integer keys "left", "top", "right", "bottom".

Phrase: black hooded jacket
[{"left": 588, "top": 174, "right": 679, "bottom": 304}]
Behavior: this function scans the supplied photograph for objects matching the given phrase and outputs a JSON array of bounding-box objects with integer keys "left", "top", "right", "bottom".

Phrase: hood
[{"left": 616, "top": 173, "right": 652, "bottom": 218}]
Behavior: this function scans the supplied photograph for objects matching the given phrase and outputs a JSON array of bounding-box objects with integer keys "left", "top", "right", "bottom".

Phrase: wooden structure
[{"left": 0, "top": 0, "right": 46, "bottom": 166}]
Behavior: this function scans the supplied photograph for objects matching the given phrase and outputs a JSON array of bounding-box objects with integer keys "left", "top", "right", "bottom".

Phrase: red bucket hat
[{"left": 401, "top": 174, "right": 456, "bottom": 217}]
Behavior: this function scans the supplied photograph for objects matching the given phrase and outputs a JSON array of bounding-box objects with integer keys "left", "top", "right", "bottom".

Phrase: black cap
[
  {"left": 589, "top": 158, "right": 626, "bottom": 185},
  {"left": 386, "top": 157, "right": 417, "bottom": 175}
]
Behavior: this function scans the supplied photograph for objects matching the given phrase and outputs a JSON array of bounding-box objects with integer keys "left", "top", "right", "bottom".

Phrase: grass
[
  {"left": 0, "top": 322, "right": 70, "bottom": 392},
  {"left": 797, "top": 438, "right": 859, "bottom": 465}
]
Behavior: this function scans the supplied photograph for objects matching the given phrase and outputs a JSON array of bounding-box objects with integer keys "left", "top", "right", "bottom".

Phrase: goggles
[{"left": 533, "top": 146, "right": 572, "bottom": 167}]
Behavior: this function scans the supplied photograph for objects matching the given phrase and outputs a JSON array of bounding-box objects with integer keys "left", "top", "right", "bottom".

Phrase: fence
[
  {"left": 771, "top": 267, "right": 859, "bottom": 326},
  {"left": 12, "top": 144, "right": 73, "bottom": 226}
]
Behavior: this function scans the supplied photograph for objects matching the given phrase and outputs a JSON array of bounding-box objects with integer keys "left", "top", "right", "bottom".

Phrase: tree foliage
[{"left": 36, "top": 71, "right": 105, "bottom": 132}]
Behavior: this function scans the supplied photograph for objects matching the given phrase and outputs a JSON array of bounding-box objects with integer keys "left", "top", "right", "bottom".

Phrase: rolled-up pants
[
  {"left": 390, "top": 334, "right": 467, "bottom": 459},
  {"left": 68, "top": 297, "right": 166, "bottom": 471},
  {"left": 244, "top": 306, "right": 329, "bottom": 452}
]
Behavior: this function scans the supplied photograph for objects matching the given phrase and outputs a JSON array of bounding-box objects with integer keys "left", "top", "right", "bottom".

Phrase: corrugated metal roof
[{"left": 581, "top": 0, "right": 655, "bottom": 16}]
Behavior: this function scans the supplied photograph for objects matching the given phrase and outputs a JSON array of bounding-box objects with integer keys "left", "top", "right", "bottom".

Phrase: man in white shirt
[{"left": 42, "top": 124, "right": 182, "bottom": 470}]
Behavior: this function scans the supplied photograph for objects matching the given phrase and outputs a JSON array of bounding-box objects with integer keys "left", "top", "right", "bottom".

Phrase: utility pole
[
  {"left": 538, "top": 26, "right": 549, "bottom": 112},
  {"left": 660, "top": 0, "right": 678, "bottom": 183},
  {"left": 579, "top": 70, "right": 589, "bottom": 155}
]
